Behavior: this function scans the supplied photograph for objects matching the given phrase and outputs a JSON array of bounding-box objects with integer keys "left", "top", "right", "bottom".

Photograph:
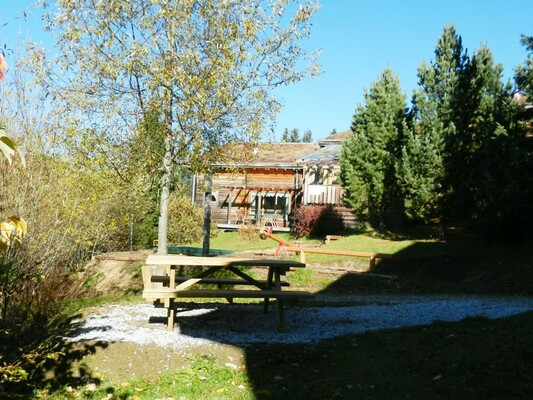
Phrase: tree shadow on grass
[
  {"left": 1, "top": 313, "right": 109, "bottom": 398},
  {"left": 31, "top": 235, "right": 532, "bottom": 398}
]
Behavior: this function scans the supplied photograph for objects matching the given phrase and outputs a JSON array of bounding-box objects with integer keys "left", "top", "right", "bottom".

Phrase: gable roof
[
  {"left": 252, "top": 143, "right": 319, "bottom": 164},
  {"left": 214, "top": 142, "right": 318, "bottom": 169},
  {"left": 298, "top": 130, "right": 350, "bottom": 166},
  {"left": 317, "top": 130, "right": 351, "bottom": 146}
]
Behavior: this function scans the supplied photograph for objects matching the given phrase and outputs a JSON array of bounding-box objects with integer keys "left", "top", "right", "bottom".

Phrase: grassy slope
[
  {"left": 204, "top": 229, "right": 533, "bottom": 295},
  {"left": 31, "top": 229, "right": 533, "bottom": 399}
]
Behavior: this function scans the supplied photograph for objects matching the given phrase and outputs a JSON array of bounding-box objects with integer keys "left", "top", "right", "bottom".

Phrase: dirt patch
[
  {"left": 73, "top": 341, "right": 246, "bottom": 384},
  {"left": 76, "top": 251, "right": 151, "bottom": 297}
]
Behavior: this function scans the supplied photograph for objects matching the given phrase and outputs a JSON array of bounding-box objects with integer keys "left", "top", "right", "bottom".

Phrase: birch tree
[{"left": 43, "top": 0, "right": 320, "bottom": 254}]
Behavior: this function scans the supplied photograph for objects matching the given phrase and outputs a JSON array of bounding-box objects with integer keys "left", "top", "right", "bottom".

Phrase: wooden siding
[
  {"left": 245, "top": 168, "right": 296, "bottom": 189},
  {"left": 195, "top": 168, "right": 302, "bottom": 226}
]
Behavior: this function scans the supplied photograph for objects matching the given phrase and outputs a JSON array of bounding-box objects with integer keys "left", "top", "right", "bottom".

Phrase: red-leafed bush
[{"left": 291, "top": 205, "right": 335, "bottom": 238}]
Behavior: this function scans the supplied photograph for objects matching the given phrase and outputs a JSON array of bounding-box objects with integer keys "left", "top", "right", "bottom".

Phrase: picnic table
[{"left": 142, "top": 254, "right": 314, "bottom": 332}]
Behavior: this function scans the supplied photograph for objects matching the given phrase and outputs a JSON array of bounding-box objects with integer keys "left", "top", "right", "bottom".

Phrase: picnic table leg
[
  {"left": 263, "top": 267, "right": 274, "bottom": 313},
  {"left": 277, "top": 299, "right": 286, "bottom": 332},
  {"left": 167, "top": 298, "right": 175, "bottom": 331},
  {"left": 273, "top": 269, "right": 286, "bottom": 331},
  {"left": 167, "top": 267, "right": 176, "bottom": 331}
]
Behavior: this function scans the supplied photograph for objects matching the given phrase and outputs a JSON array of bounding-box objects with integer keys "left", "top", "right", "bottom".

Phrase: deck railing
[{"left": 304, "top": 184, "right": 343, "bottom": 205}]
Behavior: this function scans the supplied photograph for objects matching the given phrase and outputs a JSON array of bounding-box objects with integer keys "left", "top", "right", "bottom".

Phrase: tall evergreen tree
[
  {"left": 289, "top": 128, "right": 301, "bottom": 142},
  {"left": 281, "top": 128, "right": 290, "bottom": 142},
  {"left": 302, "top": 129, "right": 313, "bottom": 142},
  {"left": 473, "top": 33, "right": 533, "bottom": 241},
  {"left": 515, "top": 35, "right": 533, "bottom": 95},
  {"left": 402, "top": 25, "right": 468, "bottom": 223},
  {"left": 402, "top": 25, "right": 528, "bottom": 240},
  {"left": 340, "top": 67, "right": 408, "bottom": 230}
]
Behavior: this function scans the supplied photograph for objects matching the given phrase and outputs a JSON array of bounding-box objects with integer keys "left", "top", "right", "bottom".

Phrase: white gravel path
[{"left": 68, "top": 294, "right": 533, "bottom": 349}]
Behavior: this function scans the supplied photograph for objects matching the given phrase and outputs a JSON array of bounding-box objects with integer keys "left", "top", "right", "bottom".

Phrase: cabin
[
  {"left": 192, "top": 131, "right": 352, "bottom": 231},
  {"left": 300, "top": 130, "right": 348, "bottom": 206}
]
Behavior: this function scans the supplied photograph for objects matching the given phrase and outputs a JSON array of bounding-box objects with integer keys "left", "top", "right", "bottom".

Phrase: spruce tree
[
  {"left": 340, "top": 67, "right": 408, "bottom": 230},
  {"left": 402, "top": 25, "right": 528, "bottom": 240},
  {"left": 289, "top": 128, "right": 301, "bottom": 142},
  {"left": 402, "top": 25, "right": 467, "bottom": 223},
  {"left": 281, "top": 128, "right": 290, "bottom": 142},
  {"left": 302, "top": 129, "right": 313, "bottom": 142},
  {"left": 515, "top": 35, "right": 533, "bottom": 95},
  {"left": 471, "top": 33, "right": 533, "bottom": 241}
]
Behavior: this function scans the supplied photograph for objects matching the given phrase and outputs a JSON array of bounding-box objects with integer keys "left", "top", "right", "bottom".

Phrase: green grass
[
  {"left": 35, "top": 354, "right": 256, "bottom": 400},
  {"left": 187, "top": 230, "right": 321, "bottom": 254},
  {"left": 35, "top": 313, "right": 533, "bottom": 400},
  {"left": 60, "top": 294, "right": 142, "bottom": 316},
  {"left": 15, "top": 229, "right": 533, "bottom": 399}
]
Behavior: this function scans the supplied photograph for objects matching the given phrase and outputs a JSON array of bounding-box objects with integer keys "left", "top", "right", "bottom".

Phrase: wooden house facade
[{"left": 192, "top": 131, "right": 352, "bottom": 230}]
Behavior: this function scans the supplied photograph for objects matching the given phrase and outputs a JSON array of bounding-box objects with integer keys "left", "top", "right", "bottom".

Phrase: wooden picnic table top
[
  {"left": 143, "top": 254, "right": 311, "bottom": 332},
  {"left": 146, "top": 254, "right": 306, "bottom": 269}
]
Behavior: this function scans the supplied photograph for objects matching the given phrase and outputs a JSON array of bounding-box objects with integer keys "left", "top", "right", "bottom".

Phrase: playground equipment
[{"left": 259, "top": 229, "right": 392, "bottom": 270}]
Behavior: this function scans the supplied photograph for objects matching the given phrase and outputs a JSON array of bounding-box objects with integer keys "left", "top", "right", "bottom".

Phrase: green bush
[{"left": 167, "top": 194, "right": 217, "bottom": 245}]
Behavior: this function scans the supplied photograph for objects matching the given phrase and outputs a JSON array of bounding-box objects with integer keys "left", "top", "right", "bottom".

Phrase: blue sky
[{"left": 2, "top": 0, "right": 533, "bottom": 141}]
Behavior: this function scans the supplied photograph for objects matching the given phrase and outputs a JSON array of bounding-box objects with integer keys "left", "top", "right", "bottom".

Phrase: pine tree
[
  {"left": 302, "top": 129, "right": 313, "bottom": 142},
  {"left": 281, "top": 128, "right": 290, "bottom": 142},
  {"left": 402, "top": 25, "right": 528, "bottom": 241},
  {"left": 468, "top": 33, "right": 533, "bottom": 241},
  {"left": 402, "top": 25, "right": 467, "bottom": 223},
  {"left": 289, "top": 128, "right": 300, "bottom": 142},
  {"left": 340, "top": 68, "right": 408, "bottom": 230},
  {"left": 515, "top": 35, "right": 533, "bottom": 95}
]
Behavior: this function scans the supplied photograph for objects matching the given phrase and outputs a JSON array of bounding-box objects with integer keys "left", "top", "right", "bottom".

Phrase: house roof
[
  {"left": 300, "top": 144, "right": 343, "bottom": 166},
  {"left": 316, "top": 130, "right": 351, "bottom": 146},
  {"left": 293, "top": 130, "right": 351, "bottom": 166},
  {"left": 513, "top": 91, "right": 533, "bottom": 110},
  {"left": 213, "top": 131, "right": 352, "bottom": 170},
  {"left": 214, "top": 142, "right": 318, "bottom": 169},
  {"left": 253, "top": 143, "right": 319, "bottom": 164}
]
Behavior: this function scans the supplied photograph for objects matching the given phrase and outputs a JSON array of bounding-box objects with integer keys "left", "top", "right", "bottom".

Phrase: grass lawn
[
  {"left": 195, "top": 229, "right": 533, "bottom": 295},
  {"left": 35, "top": 312, "right": 533, "bottom": 400},
  {"left": 17, "top": 229, "right": 533, "bottom": 399}
]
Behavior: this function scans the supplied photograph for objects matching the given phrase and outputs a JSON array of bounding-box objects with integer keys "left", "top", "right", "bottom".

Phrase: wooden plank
[
  {"left": 325, "top": 235, "right": 343, "bottom": 244},
  {"left": 284, "top": 246, "right": 392, "bottom": 259},
  {"left": 142, "top": 288, "right": 314, "bottom": 299},
  {"left": 150, "top": 276, "right": 290, "bottom": 286},
  {"left": 146, "top": 254, "right": 247, "bottom": 266},
  {"left": 146, "top": 254, "right": 306, "bottom": 269},
  {"left": 173, "top": 266, "right": 223, "bottom": 291}
]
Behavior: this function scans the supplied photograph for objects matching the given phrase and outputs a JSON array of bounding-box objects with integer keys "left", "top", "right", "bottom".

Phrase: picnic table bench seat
[
  {"left": 143, "top": 287, "right": 313, "bottom": 300},
  {"left": 149, "top": 275, "right": 290, "bottom": 287},
  {"left": 141, "top": 255, "right": 313, "bottom": 331}
]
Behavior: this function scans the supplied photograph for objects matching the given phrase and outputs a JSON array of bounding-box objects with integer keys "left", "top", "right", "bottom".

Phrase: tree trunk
[
  {"left": 157, "top": 132, "right": 173, "bottom": 255},
  {"left": 202, "top": 173, "right": 212, "bottom": 256}
]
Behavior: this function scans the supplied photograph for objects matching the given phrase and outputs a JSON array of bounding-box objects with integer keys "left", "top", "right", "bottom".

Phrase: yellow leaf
[
  {"left": 6, "top": 217, "right": 27, "bottom": 238},
  {"left": 0, "top": 134, "right": 16, "bottom": 165}
]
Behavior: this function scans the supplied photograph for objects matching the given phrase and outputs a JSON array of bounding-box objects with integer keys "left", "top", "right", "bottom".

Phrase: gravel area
[{"left": 68, "top": 294, "right": 533, "bottom": 349}]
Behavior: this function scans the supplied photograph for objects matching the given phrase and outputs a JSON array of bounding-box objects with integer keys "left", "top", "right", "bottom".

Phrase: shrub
[
  {"left": 167, "top": 194, "right": 218, "bottom": 245},
  {"left": 291, "top": 204, "right": 338, "bottom": 238},
  {"left": 237, "top": 223, "right": 260, "bottom": 242}
]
